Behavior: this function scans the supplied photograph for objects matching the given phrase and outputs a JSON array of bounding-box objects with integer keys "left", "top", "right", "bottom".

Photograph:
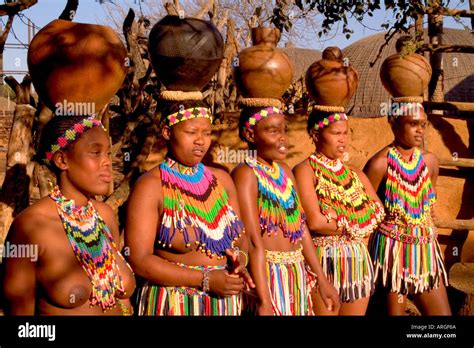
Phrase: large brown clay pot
[
  {"left": 27, "top": 19, "right": 127, "bottom": 112},
  {"left": 233, "top": 27, "right": 293, "bottom": 99},
  {"left": 305, "top": 47, "right": 359, "bottom": 107},
  {"left": 148, "top": 15, "right": 224, "bottom": 92},
  {"left": 380, "top": 47, "right": 432, "bottom": 98}
]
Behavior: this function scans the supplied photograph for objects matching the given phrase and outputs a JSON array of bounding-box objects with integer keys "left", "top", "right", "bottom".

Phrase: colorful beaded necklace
[
  {"left": 159, "top": 157, "right": 243, "bottom": 258},
  {"left": 309, "top": 152, "right": 384, "bottom": 239},
  {"left": 245, "top": 157, "right": 305, "bottom": 243},
  {"left": 385, "top": 146, "right": 436, "bottom": 225},
  {"left": 49, "top": 185, "right": 125, "bottom": 311}
]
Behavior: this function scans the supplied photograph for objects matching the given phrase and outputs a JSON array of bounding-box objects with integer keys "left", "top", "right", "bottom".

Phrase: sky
[{"left": 1, "top": 0, "right": 471, "bottom": 80}]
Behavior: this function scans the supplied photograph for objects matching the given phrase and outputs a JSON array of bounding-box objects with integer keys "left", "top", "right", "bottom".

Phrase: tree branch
[{"left": 0, "top": 0, "right": 38, "bottom": 16}]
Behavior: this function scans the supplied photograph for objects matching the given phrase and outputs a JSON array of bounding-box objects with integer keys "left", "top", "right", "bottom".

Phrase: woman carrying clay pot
[
  {"left": 231, "top": 28, "right": 339, "bottom": 316},
  {"left": 364, "top": 104, "right": 450, "bottom": 315},
  {"left": 125, "top": 100, "right": 254, "bottom": 316},
  {"left": 364, "top": 41, "right": 450, "bottom": 315},
  {"left": 293, "top": 47, "right": 385, "bottom": 315},
  {"left": 232, "top": 105, "right": 340, "bottom": 316},
  {"left": 3, "top": 116, "right": 136, "bottom": 315}
]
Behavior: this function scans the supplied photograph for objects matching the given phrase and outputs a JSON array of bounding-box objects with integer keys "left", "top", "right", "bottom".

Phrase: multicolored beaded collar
[
  {"left": 158, "top": 157, "right": 243, "bottom": 258},
  {"left": 309, "top": 152, "right": 384, "bottom": 239},
  {"left": 44, "top": 117, "right": 105, "bottom": 165},
  {"left": 245, "top": 106, "right": 283, "bottom": 131},
  {"left": 49, "top": 184, "right": 126, "bottom": 312},
  {"left": 245, "top": 157, "right": 305, "bottom": 243},
  {"left": 166, "top": 107, "right": 212, "bottom": 126},
  {"left": 313, "top": 112, "right": 348, "bottom": 131},
  {"left": 384, "top": 146, "right": 435, "bottom": 225}
]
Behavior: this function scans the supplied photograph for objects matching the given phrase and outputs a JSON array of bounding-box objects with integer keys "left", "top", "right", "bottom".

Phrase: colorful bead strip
[
  {"left": 376, "top": 222, "right": 435, "bottom": 245},
  {"left": 264, "top": 247, "right": 315, "bottom": 315},
  {"left": 137, "top": 264, "right": 242, "bottom": 316},
  {"left": 313, "top": 112, "right": 348, "bottom": 131},
  {"left": 370, "top": 227, "right": 448, "bottom": 295},
  {"left": 49, "top": 184, "right": 125, "bottom": 312},
  {"left": 309, "top": 152, "right": 385, "bottom": 239},
  {"left": 314, "top": 236, "right": 375, "bottom": 303},
  {"left": 166, "top": 107, "right": 212, "bottom": 126},
  {"left": 245, "top": 106, "right": 283, "bottom": 130},
  {"left": 44, "top": 117, "right": 105, "bottom": 165},
  {"left": 245, "top": 157, "right": 306, "bottom": 243},
  {"left": 158, "top": 158, "right": 243, "bottom": 258}
]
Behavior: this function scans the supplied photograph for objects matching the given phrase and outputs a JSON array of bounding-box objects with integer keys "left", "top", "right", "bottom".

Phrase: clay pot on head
[
  {"left": 305, "top": 47, "right": 359, "bottom": 108},
  {"left": 27, "top": 19, "right": 127, "bottom": 113},
  {"left": 148, "top": 15, "right": 224, "bottom": 92},
  {"left": 232, "top": 27, "right": 293, "bottom": 99},
  {"left": 380, "top": 38, "right": 432, "bottom": 97}
]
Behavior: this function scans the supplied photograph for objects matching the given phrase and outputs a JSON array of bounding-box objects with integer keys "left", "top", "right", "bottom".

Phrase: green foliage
[{"left": 270, "top": 0, "right": 456, "bottom": 39}]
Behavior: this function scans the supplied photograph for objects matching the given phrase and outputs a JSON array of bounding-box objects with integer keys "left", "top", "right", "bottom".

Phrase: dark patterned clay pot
[
  {"left": 148, "top": 15, "right": 224, "bottom": 92},
  {"left": 233, "top": 27, "right": 293, "bottom": 99},
  {"left": 28, "top": 19, "right": 127, "bottom": 112},
  {"left": 305, "top": 46, "right": 359, "bottom": 107}
]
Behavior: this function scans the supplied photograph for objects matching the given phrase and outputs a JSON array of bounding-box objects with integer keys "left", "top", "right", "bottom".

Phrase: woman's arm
[
  {"left": 281, "top": 162, "right": 340, "bottom": 311},
  {"left": 292, "top": 161, "right": 339, "bottom": 235},
  {"left": 211, "top": 167, "right": 254, "bottom": 288},
  {"left": 3, "top": 218, "right": 38, "bottom": 315},
  {"left": 231, "top": 164, "right": 273, "bottom": 315},
  {"left": 124, "top": 170, "right": 243, "bottom": 297}
]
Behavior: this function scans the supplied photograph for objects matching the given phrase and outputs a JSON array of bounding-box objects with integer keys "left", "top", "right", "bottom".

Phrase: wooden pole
[
  {"left": 471, "top": 0, "right": 474, "bottom": 30},
  {"left": 420, "top": 44, "right": 474, "bottom": 53},
  {"left": 423, "top": 101, "right": 474, "bottom": 112},
  {"left": 439, "top": 158, "right": 474, "bottom": 168},
  {"left": 436, "top": 219, "right": 474, "bottom": 230}
]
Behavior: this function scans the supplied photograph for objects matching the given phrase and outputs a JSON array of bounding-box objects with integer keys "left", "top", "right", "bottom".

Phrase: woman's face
[
  {"left": 253, "top": 114, "right": 288, "bottom": 162},
  {"left": 61, "top": 126, "right": 112, "bottom": 196},
  {"left": 313, "top": 120, "right": 348, "bottom": 160},
  {"left": 391, "top": 111, "right": 427, "bottom": 148},
  {"left": 164, "top": 117, "right": 212, "bottom": 166}
]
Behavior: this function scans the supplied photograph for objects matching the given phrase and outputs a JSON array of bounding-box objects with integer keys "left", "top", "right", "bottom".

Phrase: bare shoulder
[
  {"left": 91, "top": 200, "right": 115, "bottom": 223},
  {"left": 131, "top": 167, "right": 162, "bottom": 192},
  {"left": 208, "top": 165, "right": 233, "bottom": 185},
  {"left": 277, "top": 161, "right": 292, "bottom": 176},
  {"left": 230, "top": 161, "right": 255, "bottom": 179},
  {"left": 364, "top": 146, "right": 390, "bottom": 172},
  {"left": 421, "top": 149, "right": 439, "bottom": 166},
  {"left": 292, "top": 158, "right": 311, "bottom": 174},
  {"left": 9, "top": 197, "right": 58, "bottom": 243}
]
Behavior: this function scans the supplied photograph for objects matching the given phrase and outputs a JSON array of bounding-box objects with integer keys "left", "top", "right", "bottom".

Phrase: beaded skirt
[
  {"left": 370, "top": 221, "right": 448, "bottom": 295},
  {"left": 264, "top": 246, "right": 315, "bottom": 315},
  {"left": 137, "top": 264, "right": 242, "bottom": 316},
  {"left": 313, "top": 234, "right": 375, "bottom": 302}
]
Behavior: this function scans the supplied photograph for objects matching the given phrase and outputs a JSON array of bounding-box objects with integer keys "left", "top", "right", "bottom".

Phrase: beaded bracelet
[{"left": 202, "top": 269, "right": 211, "bottom": 293}]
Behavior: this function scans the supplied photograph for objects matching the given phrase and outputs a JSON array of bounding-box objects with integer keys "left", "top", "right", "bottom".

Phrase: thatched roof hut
[{"left": 343, "top": 28, "right": 474, "bottom": 118}]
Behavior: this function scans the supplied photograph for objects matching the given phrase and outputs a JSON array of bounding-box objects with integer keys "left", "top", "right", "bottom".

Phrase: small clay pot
[
  {"left": 27, "top": 19, "right": 127, "bottom": 112},
  {"left": 305, "top": 47, "right": 359, "bottom": 107},
  {"left": 233, "top": 27, "right": 293, "bottom": 99},
  {"left": 380, "top": 49, "right": 432, "bottom": 98},
  {"left": 148, "top": 15, "right": 224, "bottom": 92}
]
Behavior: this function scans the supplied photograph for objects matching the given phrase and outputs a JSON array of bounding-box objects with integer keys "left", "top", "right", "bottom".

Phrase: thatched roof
[{"left": 343, "top": 28, "right": 474, "bottom": 118}]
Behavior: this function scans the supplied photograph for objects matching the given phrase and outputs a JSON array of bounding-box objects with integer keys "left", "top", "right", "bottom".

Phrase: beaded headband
[
  {"left": 166, "top": 107, "right": 212, "bottom": 126},
  {"left": 245, "top": 106, "right": 284, "bottom": 131},
  {"left": 313, "top": 112, "right": 348, "bottom": 131},
  {"left": 44, "top": 117, "right": 105, "bottom": 165},
  {"left": 389, "top": 102, "right": 424, "bottom": 119}
]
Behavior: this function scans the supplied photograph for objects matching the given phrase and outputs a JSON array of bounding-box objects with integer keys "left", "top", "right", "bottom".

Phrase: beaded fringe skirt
[
  {"left": 264, "top": 247, "right": 315, "bottom": 315},
  {"left": 137, "top": 264, "right": 242, "bottom": 316},
  {"left": 313, "top": 235, "right": 375, "bottom": 303},
  {"left": 370, "top": 222, "right": 448, "bottom": 295}
]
